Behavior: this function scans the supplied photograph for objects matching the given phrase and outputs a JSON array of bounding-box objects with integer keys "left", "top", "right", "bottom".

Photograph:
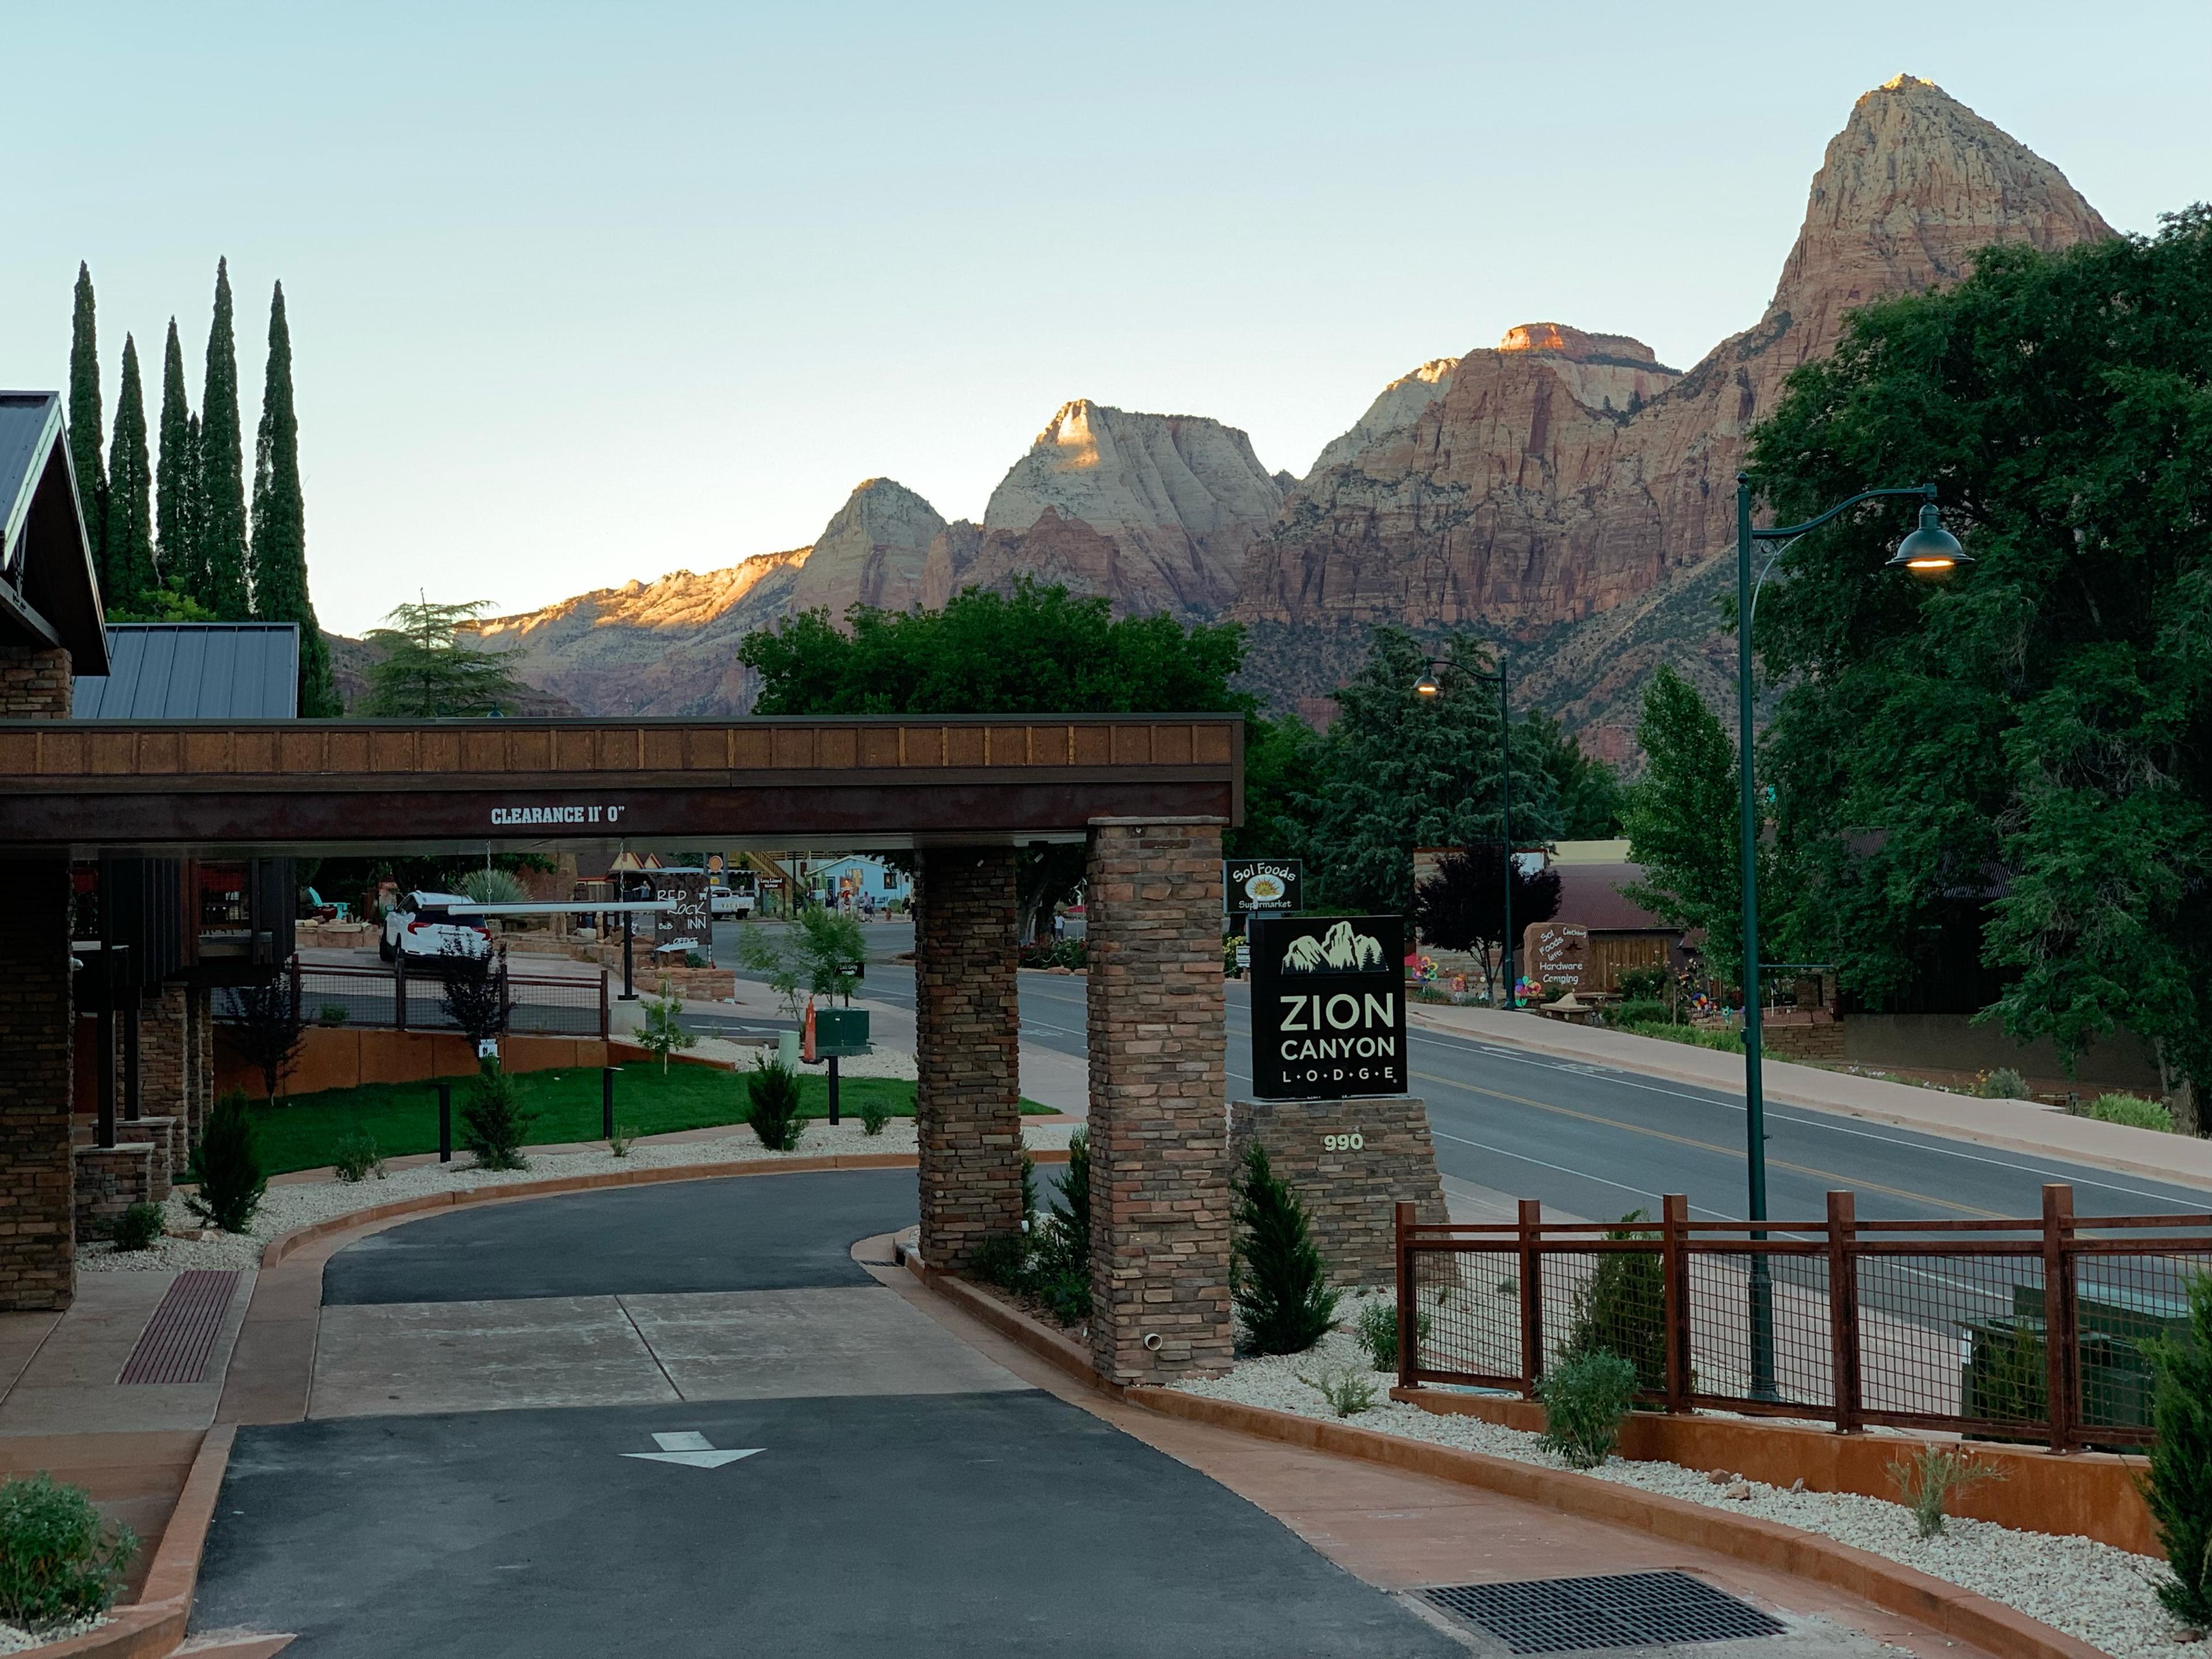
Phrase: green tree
[
  {"left": 1305, "top": 627, "right": 1560, "bottom": 913},
  {"left": 1524, "top": 708, "right": 1626, "bottom": 839},
  {"left": 66, "top": 263, "right": 106, "bottom": 559},
  {"left": 1231, "top": 1141, "right": 1338, "bottom": 1355},
  {"left": 1231, "top": 712, "right": 1325, "bottom": 862},
  {"left": 248, "top": 282, "right": 339, "bottom": 715},
  {"left": 1749, "top": 206, "right": 2212, "bottom": 1118},
  {"left": 196, "top": 258, "right": 250, "bottom": 618},
  {"left": 736, "top": 907, "right": 866, "bottom": 1020},
  {"left": 101, "top": 336, "right": 158, "bottom": 608},
  {"left": 1620, "top": 666, "right": 1752, "bottom": 988},
  {"left": 361, "top": 598, "right": 529, "bottom": 717},
  {"left": 2145, "top": 1272, "right": 2212, "bottom": 1627},
  {"left": 155, "top": 319, "right": 198, "bottom": 589},
  {"left": 740, "top": 577, "right": 1287, "bottom": 935}
]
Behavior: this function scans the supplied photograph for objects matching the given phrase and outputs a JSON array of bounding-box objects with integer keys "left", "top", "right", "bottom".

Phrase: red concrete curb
[
  {"left": 903, "top": 1263, "right": 2103, "bottom": 1659},
  {"left": 17, "top": 1425, "right": 236, "bottom": 1659}
]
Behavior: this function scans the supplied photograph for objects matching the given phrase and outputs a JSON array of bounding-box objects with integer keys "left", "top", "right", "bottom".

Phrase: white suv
[{"left": 380, "top": 891, "right": 491, "bottom": 962}]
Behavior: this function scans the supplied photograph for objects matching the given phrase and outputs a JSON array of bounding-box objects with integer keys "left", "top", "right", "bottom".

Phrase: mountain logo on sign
[{"left": 1281, "top": 921, "right": 1384, "bottom": 974}]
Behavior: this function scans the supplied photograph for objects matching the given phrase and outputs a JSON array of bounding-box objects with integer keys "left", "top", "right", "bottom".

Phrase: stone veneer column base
[
  {"left": 74, "top": 1143, "right": 158, "bottom": 1241},
  {"left": 0, "top": 856, "right": 77, "bottom": 1310},
  {"left": 1085, "top": 817, "right": 1232, "bottom": 1385},
  {"left": 913, "top": 847, "right": 1022, "bottom": 1275},
  {"left": 1228, "top": 1097, "right": 1446, "bottom": 1289}
]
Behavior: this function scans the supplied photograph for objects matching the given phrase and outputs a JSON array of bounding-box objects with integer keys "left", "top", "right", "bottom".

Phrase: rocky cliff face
[
  {"left": 923, "top": 400, "right": 1283, "bottom": 619},
  {"left": 786, "top": 478, "right": 944, "bottom": 619},
  {"left": 1238, "top": 75, "right": 2113, "bottom": 755}
]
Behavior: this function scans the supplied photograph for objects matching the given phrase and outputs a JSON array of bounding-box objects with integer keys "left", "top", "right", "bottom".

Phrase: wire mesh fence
[
  {"left": 1396, "top": 1189, "right": 2212, "bottom": 1451},
  {"left": 218, "top": 958, "right": 609, "bottom": 1039}
]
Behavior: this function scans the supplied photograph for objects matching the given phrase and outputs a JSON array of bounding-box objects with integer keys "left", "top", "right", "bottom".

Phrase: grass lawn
[
  {"left": 246, "top": 1062, "right": 1054, "bottom": 1176},
  {"left": 1619, "top": 1020, "right": 1744, "bottom": 1054}
]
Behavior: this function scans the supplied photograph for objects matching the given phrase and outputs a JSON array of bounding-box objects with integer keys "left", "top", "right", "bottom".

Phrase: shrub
[
  {"left": 1623, "top": 1021, "right": 1743, "bottom": 1054},
  {"left": 1613, "top": 998, "right": 1670, "bottom": 1025},
  {"left": 459, "top": 867, "right": 528, "bottom": 907},
  {"left": 331, "top": 1130, "right": 387, "bottom": 1183},
  {"left": 1020, "top": 1155, "right": 1038, "bottom": 1224},
  {"left": 109, "top": 1202, "right": 165, "bottom": 1252},
  {"left": 186, "top": 1090, "right": 266, "bottom": 1233},
  {"left": 858, "top": 1095, "right": 891, "bottom": 1136},
  {"left": 1232, "top": 1142, "right": 1338, "bottom": 1355},
  {"left": 228, "top": 973, "right": 304, "bottom": 1100},
  {"left": 683, "top": 950, "right": 706, "bottom": 969},
  {"left": 436, "top": 940, "right": 509, "bottom": 1046},
  {"left": 459, "top": 1060, "right": 536, "bottom": 1170},
  {"left": 1615, "top": 965, "right": 1670, "bottom": 1001},
  {"left": 1353, "top": 1297, "right": 1430, "bottom": 1372},
  {"left": 2146, "top": 1272, "right": 2212, "bottom": 1626},
  {"left": 969, "top": 1231, "right": 1029, "bottom": 1291},
  {"left": 2090, "top": 1093, "right": 2175, "bottom": 1132},
  {"left": 1029, "top": 1129, "right": 1093, "bottom": 1327},
  {"left": 1975, "top": 1067, "right": 2033, "bottom": 1100},
  {"left": 636, "top": 979, "right": 696, "bottom": 1075},
  {"left": 1536, "top": 1351, "right": 1637, "bottom": 1468},
  {"left": 608, "top": 1122, "right": 638, "bottom": 1157},
  {"left": 1560, "top": 1211, "right": 1668, "bottom": 1395},
  {"left": 1297, "top": 1365, "right": 1378, "bottom": 1418},
  {"left": 315, "top": 1002, "right": 350, "bottom": 1028},
  {"left": 1886, "top": 1444, "right": 2003, "bottom": 1539},
  {"left": 745, "top": 1058, "right": 804, "bottom": 1152},
  {"left": 0, "top": 1473, "right": 138, "bottom": 1626}
]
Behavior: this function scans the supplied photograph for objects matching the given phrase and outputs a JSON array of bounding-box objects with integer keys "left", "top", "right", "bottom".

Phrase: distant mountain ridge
[{"left": 464, "top": 77, "right": 2115, "bottom": 751}]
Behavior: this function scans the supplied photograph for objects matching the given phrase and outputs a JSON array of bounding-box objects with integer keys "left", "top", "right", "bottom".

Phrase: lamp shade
[
  {"left": 1885, "top": 503, "right": 1969, "bottom": 581},
  {"left": 1414, "top": 672, "right": 1441, "bottom": 698}
]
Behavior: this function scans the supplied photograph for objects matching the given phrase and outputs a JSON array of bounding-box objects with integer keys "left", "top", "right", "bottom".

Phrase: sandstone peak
[
  {"left": 787, "top": 476, "right": 945, "bottom": 618},
  {"left": 1497, "top": 324, "right": 1665, "bottom": 368},
  {"left": 1309, "top": 358, "right": 1460, "bottom": 476}
]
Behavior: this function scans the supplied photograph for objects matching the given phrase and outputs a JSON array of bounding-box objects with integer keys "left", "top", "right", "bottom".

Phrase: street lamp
[
  {"left": 1413, "top": 653, "right": 1516, "bottom": 1005},
  {"left": 1734, "top": 473, "right": 1965, "bottom": 1397}
]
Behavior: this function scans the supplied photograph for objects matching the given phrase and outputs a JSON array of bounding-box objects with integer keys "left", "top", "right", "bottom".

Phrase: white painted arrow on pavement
[{"left": 622, "top": 1431, "right": 762, "bottom": 1469}]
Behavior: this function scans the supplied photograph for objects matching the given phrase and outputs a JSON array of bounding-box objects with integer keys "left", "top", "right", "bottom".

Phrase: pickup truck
[{"left": 708, "top": 885, "right": 756, "bottom": 918}]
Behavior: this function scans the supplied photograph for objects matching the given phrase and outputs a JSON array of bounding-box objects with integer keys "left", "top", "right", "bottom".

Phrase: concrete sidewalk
[{"left": 1411, "top": 1002, "right": 2212, "bottom": 1193}]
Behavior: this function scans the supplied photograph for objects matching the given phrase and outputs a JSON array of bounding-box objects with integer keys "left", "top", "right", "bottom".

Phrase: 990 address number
[{"left": 1323, "top": 1133, "right": 1365, "bottom": 1152}]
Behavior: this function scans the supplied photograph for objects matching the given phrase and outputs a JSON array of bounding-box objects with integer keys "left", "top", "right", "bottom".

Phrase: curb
[
  {"left": 19, "top": 1426, "right": 236, "bottom": 1659},
  {"left": 903, "top": 1264, "right": 2103, "bottom": 1659},
  {"left": 1408, "top": 1006, "right": 2212, "bottom": 1192}
]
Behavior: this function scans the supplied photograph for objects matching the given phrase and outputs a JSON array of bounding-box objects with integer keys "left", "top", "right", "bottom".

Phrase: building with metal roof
[
  {"left": 0, "top": 390, "right": 107, "bottom": 674},
  {"left": 72, "top": 623, "right": 301, "bottom": 719}
]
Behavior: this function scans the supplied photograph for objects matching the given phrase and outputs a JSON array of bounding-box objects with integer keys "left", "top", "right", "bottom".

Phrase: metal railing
[
  {"left": 219, "top": 957, "right": 610, "bottom": 1039},
  {"left": 1395, "top": 1186, "right": 2209, "bottom": 1452}
]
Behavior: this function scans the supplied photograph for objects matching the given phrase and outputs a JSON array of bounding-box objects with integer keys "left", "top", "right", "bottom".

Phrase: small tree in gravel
[
  {"left": 1559, "top": 1210, "right": 1668, "bottom": 1396},
  {"left": 2147, "top": 1272, "right": 2212, "bottom": 1626},
  {"left": 1232, "top": 1142, "right": 1338, "bottom": 1355},
  {"left": 1537, "top": 1351, "right": 1637, "bottom": 1469},
  {"left": 636, "top": 978, "right": 695, "bottom": 1075},
  {"left": 0, "top": 1474, "right": 138, "bottom": 1627},
  {"left": 228, "top": 972, "right": 304, "bottom": 1100},
  {"left": 459, "top": 1058, "right": 535, "bottom": 1170},
  {"left": 186, "top": 1090, "right": 266, "bottom": 1233},
  {"left": 745, "top": 1057, "right": 804, "bottom": 1152},
  {"left": 437, "top": 941, "right": 508, "bottom": 1047}
]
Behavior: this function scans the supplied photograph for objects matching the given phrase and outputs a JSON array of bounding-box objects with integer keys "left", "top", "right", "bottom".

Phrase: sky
[{"left": 5, "top": 2, "right": 2207, "bottom": 636}]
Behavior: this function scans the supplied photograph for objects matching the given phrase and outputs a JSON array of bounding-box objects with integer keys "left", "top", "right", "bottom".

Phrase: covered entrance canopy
[
  {"left": 0, "top": 714, "right": 1241, "bottom": 857},
  {"left": 2, "top": 707, "right": 1243, "bottom": 1395}
]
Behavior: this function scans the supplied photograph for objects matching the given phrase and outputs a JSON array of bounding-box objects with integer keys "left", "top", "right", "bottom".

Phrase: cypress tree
[
  {"left": 196, "top": 259, "right": 250, "bottom": 619},
  {"left": 67, "top": 262, "right": 106, "bottom": 556},
  {"left": 155, "top": 319, "right": 197, "bottom": 593},
  {"left": 103, "top": 336, "right": 157, "bottom": 609},
  {"left": 248, "top": 283, "right": 338, "bottom": 715}
]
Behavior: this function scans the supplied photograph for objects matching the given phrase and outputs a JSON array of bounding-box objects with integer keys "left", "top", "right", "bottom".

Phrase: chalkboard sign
[{"left": 1248, "top": 914, "right": 1408, "bottom": 1100}]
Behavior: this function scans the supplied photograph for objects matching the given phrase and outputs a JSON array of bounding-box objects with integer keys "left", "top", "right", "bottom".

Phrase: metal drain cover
[{"left": 1422, "top": 1571, "right": 1787, "bottom": 1653}]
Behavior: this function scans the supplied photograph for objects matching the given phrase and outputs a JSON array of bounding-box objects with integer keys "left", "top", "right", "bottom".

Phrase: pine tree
[
  {"left": 196, "top": 259, "right": 250, "bottom": 619},
  {"left": 67, "top": 262, "right": 106, "bottom": 557},
  {"left": 154, "top": 319, "right": 197, "bottom": 593},
  {"left": 248, "top": 282, "right": 338, "bottom": 714},
  {"left": 101, "top": 336, "right": 157, "bottom": 609}
]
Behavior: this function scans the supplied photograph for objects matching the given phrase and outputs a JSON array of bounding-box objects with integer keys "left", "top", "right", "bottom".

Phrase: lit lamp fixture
[
  {"left": 1885, "top": 503, "right": 1971, "bottom": 581},
  {"left": 1414, "top": 672, "right": 1441, "bottom": 698}
]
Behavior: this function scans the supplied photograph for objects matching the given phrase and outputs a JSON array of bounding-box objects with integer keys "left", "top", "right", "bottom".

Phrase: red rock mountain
[
  {"left": 1237, "top": 75, "right": 2113, "bottom": 751},
  {"left": 464, "top": 78, "right": 2111, "bottom": 743}
]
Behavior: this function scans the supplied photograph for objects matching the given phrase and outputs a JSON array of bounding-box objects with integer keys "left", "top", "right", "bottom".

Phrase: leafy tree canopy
[
  {"left": 362, "top": 598, "right": 529, "bottom": 718},
  {"left": 1749, "top": 206, "right": 2212, "bottom": 1103},
  {"left": 1414, "top": 844, "right": 1562, "bottom": 998},
  {"left": 1619, "top": 664, "right": 1755, "bottom": 987},
  {"left": 1523, "top": 707, "right": 1626, "bottom": 839}
]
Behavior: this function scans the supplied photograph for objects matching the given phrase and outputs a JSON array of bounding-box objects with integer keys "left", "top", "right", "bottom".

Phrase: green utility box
[
  {"left": 1959, "top": 1282, "right": 2190, "bottom": 1437},
  {"left": 813, "top": 1007, "right": 871, "bottom": 1058}
]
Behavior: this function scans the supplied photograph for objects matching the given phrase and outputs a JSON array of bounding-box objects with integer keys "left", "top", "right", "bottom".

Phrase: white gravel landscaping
[
  {"left": 0, "top": 1616, "right": 102, "bottom": 1654},
  {"left": 1176, "top": 1294, "right": 2192, "bottom": 1659},
  {"left": 79, "top": 1118, "right": 1074, "bottom": 1275}
]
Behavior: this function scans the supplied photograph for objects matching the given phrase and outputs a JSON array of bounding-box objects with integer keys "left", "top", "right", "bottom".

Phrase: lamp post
[
  {"left": 1414, "top": 653, "right": 1516, "bottom": 1005},
  {"left": 1734, "top": 472, "right": 1966, "bottom": 1397}
]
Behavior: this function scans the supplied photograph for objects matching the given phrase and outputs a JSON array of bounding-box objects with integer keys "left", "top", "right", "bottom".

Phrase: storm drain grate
[
  {"left": 1422, "top": 1571, "right": 1787, "bottom": 1653},
  {"left": 119, "top": 1270, "right": 239, "bottom": 1385}
]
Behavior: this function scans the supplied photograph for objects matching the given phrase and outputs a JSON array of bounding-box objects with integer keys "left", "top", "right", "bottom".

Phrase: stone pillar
[
  {"left": 1085, "top": 817, "right": 1232, "bottom": 1384},
  {"left": 0, "top": 645, "right": 74, "bottom": 1310},
  {"left": 184, "top": 986, "right": 214, "bottom": 1143},
  {"left": 912, "top": 847, "right": 1022, "bottom": 1274},
  {"left": 0, "top": 858, "right": 77, "bottom": 1309},
  {"left": 140, "top": 986, "right": 190, "bottom": 1124}
]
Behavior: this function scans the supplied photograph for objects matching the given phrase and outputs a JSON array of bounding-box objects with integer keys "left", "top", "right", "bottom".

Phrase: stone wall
[
  {"left": 73, "top": 1143, "right": 156, "bottom": 1241},
  {"left": 0, "top": 858, "right": 77, "bottom": 1309},
  {"left": 912, "top": 847, "right": 1022, "bottom": 1274},
  {"left": 185, "top": 985, "right": 213, "bottom": 1141},
  {"left": 141, "top": 986, "right": 190, "bottom": 1126},
  {"left": 1228, "top": 1096, "right": 1447, "bottom": 1289},
  {"left": 1085, "top": 817, "right": 1232, "bottom": 1385},
  {"left": 0, "top": 645, "right": 71, "bottom": 718}
]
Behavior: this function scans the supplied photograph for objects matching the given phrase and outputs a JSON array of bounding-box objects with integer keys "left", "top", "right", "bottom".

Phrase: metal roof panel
[{"left": 73, "top": 623, "right": 300, "bottom": 718}]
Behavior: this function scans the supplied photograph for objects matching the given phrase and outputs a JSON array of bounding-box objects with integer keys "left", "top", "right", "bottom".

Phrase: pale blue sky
[{"left": 4, "top": 2, "right": 2205, "bottom": 634}]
